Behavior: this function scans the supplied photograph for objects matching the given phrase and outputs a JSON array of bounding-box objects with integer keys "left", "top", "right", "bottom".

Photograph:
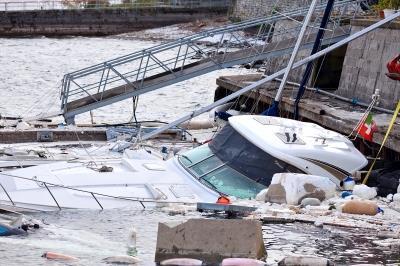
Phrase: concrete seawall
[{"left": 0, "top": 7, "right": 227, "bottom": 37}]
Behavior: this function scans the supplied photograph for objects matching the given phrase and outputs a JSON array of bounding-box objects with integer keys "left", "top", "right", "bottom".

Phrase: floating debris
[
  {"left": 42, "top": 251, "right": 78, "bottom": 261},
  {"left": 278, "top": 255, "right": 334, "bottom": 266},
  {"left": 160, "top": 258, "right": 203, "bottom": 266},
  {"left": 102, "top": 255, "right": 140, "bottom": 264}
]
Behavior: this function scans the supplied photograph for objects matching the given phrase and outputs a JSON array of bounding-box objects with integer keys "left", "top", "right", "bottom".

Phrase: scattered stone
[
  {"left": 102, "top": 255, "right": 140, "bottom": 264},
  {"left": 278, "top": 255, "right": 334, "bottom": 266},
  {"left": 221, "top": 257, "right": 266, "bottom": 265},
  {"left": 265, "top": 173, "right": 336, "bottom": 205},
  {"left": 352, "top": 184, "right": 377, "bottom": 200},
  {"left": 341, "top": 200, "right": 379, "bottom": 216},
  {"left": 393, "top": 193, "right": 400, "bottom": 202},
  {"left": 255, "top": 189, "right": 268, "bottom": 202},
  {"left": 387, "top": 194, "right": 394, "bottom": 201},
  {"left": 160, "top": 258, "right": 202, "bottom": 265},
  {"left": 42, "top": 252, "right": 78, "bottom": 261},
  {"left": 15, "top": 121, "right": 31, "bottom": 131},
  {"left": 300, "top": 198, "right": 321, "bottom": 207},
  {"left": 154, "top": 219, "right": 266, "bottom": 264},
  {"left": 314, "top": 220, "right": 324, "bottom": 227}
]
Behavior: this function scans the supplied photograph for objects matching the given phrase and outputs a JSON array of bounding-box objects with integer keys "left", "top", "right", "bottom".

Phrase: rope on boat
[
  {"left": 347, "top": 89, "right": 380, "bottom": 140},
  {"left": 363, "top": 100, "right": 400, "bottom": 185}
]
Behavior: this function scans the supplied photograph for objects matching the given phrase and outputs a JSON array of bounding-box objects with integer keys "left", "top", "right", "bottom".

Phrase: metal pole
[
  {"left": 43, "top": 183, "right": 62, "bottom": 210},
  {"left": 0, "top": 183, "right": 15, "bottom": 206},
  {"left": 91, "top": 192, "right": 104, "bottom": 210},
  {"left": 274, "top": 0, "right": 318, "bottom": 102},
  {"left": 140, "top": 12, "right": 400, "bottom": 141},
  {"left": 294, "top": 0, "right": 335, "bottom": 120}
]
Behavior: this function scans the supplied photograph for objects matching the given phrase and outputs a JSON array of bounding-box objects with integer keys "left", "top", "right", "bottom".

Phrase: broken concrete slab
[
  {"left": 265, "top": 173, "right": 336, "bottom": 205},
  {"left": 154, "top": 219, "right": 266, "bottom": 264}
]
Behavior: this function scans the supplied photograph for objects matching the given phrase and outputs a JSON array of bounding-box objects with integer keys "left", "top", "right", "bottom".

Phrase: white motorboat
[{"left": 0, "top": 115, "right": 367, "bottom": 211}]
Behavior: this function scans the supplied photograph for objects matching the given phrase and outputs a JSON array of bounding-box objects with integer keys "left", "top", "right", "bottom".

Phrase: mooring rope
[{"left": 362, "top": 100, "right": 400, "bottom": 185}]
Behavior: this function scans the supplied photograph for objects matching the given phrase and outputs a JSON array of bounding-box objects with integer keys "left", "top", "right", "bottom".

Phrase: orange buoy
[
  {"left": 42, "top": 252, "right": 78, "bottom": 261},
  {"left": 341, "top": 200, "right": 379, "bottom": 216},
  {"left": 216, "top": 196, "right": 231, "bottom": 205}
]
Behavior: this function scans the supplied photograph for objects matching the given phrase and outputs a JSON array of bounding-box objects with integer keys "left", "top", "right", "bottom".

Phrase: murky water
[
  {"left": 0, "top": 36, "right": 251, "bottom": 124},
  {"left": 1, "top": 36, "right": 400, "bottom": 265},
  {"left": 1, "top": 208, "right": 399, "bottom": 265}
]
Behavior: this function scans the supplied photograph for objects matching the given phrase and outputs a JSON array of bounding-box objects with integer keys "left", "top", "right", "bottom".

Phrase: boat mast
[{"left": 263, "top": 0, "right": 318, "bottom": 116}]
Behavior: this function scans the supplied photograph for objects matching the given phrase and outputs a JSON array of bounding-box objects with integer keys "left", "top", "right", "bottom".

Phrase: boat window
[
  {"left": 179, "top": 145, "right": 266, "bottom": 199},
  {"left": 179, "top": 145, "right": 213, "bottom": 166},
  {"left": 209, "top": 124, "right": 304, "bottom": 186},
  {"left": 199, "top": 164, "right": 266, "bottom": 199},
  {"left": 178, "top": 124, "right": 304, "bottom": 199}
]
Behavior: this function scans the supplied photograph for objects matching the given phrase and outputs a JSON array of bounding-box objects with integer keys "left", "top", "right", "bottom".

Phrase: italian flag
[{"left": 357, "top": 113, "right": 377, "bottom": 141}]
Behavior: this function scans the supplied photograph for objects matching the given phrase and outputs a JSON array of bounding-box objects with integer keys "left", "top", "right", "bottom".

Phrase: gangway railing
[
  {"left": 60, "top": 0, "right": 369, "bottom": 124},
  {"left": 141, "top": 11, "right": 400, "bottom": 141}
]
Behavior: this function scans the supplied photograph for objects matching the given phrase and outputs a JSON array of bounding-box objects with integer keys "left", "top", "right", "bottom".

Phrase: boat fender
[
  {"left": 160, "top": 258, "right": 203, "bottom": 265},
  {"left": 41, "top": 252, "right": 78, "bottom": 261},
  {"left": 386, "top": 54, "right": 400, "bottom": 81},
  {"left": 341, "top": 200, "right": 379, "bottom": 216},
  {"left": 221, "top": 258, "right": 266, "bottom": 266},
  {"left": 102, "top": 255, "right": 140, "bottom": 264}
]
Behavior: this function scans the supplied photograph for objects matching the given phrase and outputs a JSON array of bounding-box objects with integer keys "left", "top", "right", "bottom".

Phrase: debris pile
[{"left": 249, "top": 173, "right": 400, "bottom": 237}]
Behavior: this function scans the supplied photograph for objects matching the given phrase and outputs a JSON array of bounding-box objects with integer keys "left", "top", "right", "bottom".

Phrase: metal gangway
[{"left": 60, "top": 0, "right": 369, "bottom": 124}]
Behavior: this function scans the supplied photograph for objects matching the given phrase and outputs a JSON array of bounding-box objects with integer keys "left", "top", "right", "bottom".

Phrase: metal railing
[
  {"left": 0, "top": 0, "right": 231, "bottom": 12},
  {"left": 0, "top": 171, "right": 195, "bottom": 211},
  {"left": 60, "top": 0, "right": 368, "bottom": 123}
]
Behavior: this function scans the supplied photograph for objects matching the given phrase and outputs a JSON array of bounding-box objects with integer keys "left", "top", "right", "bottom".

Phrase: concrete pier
[
  {"left": 0, "top": 7, "right": 227, "bottom": 37},
  {"left": 336, "top": 19, "right": 400, "bottom": 110}
]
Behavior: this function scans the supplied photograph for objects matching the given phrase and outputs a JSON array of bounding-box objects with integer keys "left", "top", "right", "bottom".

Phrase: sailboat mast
[{"left": 274, "top": 0, "right": 318, "bottom": 102}]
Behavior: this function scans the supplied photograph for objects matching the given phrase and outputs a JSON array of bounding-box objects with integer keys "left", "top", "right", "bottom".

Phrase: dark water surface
[{"left": 0, "top": 208, "right": 398, "bottom": 265}]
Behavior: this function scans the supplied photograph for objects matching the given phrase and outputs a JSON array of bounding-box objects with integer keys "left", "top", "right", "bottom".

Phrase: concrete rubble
[
  {"left": 154, "top": 219, "right": 266, "bottom": 264},
  {"left": 239, "top": 174, "right": 400, "bottom": 237},
  {"left": 265, "top": 173, "right": 336, "bottom": 205}
]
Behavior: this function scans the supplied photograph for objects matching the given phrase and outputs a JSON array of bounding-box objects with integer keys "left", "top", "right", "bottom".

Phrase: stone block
[
  {"left": 265, "top": 173, "right": 336, "bottom": 205},
  {"left": 154, "top": 219, "right": 266, "bottom": 264}
]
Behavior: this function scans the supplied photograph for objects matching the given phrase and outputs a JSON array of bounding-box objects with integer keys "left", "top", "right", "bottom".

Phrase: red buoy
[
  {"left": 386, "top": 54, "right": 400, "bottom": 81},
  {"left": 216, "top": 196, "right": 231, "bottom": 205}
]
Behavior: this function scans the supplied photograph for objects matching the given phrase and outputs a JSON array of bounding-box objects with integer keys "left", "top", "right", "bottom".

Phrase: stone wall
[
  {"left": 230, "top": 0, "right": 311, "bottom": 20},
  {"left": 0, "top": 7, "right": 227, "bottom": 37},
  {"left": 336, "top": 19, "right": 400, "bottom": 110}
]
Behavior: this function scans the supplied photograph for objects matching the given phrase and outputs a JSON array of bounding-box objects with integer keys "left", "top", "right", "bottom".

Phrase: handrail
[
  {"left": 59, "top": 0, "right": 368, "bottom": 123},
  {"left": 63, "top": 0, "right": 364, "bottom": 78},
  {"left": 0, "top": 171, "right": 195, "bottom": 211}
]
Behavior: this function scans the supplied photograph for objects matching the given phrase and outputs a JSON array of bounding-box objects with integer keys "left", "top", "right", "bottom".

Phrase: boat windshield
[{"left": 178, "top": 124, "right": 304, "bottom": 199}]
